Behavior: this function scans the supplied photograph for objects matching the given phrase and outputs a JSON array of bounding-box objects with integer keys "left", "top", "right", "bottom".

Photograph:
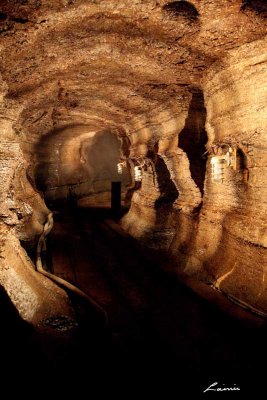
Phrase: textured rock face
[
  {"left": 192, "top": 38, "right": 267, "bottom": 313},
  {"left": 0, "top": 0, "right": 267, "bottom": 322},
  {"left": 0, "top": 223, "right": 73, "bottom": 324}
]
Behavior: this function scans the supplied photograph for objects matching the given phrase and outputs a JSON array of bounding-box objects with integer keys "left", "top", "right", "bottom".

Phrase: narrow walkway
[{"left": 48, "top": 207, "right": 267, "bottom": 396}]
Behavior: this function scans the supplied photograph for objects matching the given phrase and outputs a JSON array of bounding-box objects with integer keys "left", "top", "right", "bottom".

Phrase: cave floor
[
  {"left": 1, "top": 206, "right": 267, "bottom": 396},
  {"left": 44, "top": 206, "right": 267, "bottom": 396}
]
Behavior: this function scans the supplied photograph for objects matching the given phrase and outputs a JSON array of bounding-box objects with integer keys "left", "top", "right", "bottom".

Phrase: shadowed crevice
[
  {"left": 155, "top": 155, "right": 179, "bottom": 209},
  {"left": 163, "top": 1, "right": 199, "bottom": 20},
  {"left": 241, "top": 0, "right": 267, "bottom": 15},
  {"left": 178, "top": 88, "right": 208, "bottom": 196}
]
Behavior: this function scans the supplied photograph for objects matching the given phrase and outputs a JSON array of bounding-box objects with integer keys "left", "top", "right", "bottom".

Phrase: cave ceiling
[{"left": 0, "top": 0, "right": 266, "bottom": 139}]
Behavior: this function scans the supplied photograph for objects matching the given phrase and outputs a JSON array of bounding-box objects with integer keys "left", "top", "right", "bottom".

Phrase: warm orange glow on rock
[{"left": 0, "top": 0, "right": 267, "bottom": 329}]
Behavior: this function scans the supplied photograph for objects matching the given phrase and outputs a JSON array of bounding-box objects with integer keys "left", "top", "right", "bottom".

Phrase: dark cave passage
[
  {"left": 179, "top": 89, "right": 208, "bottom": 196},
  {"left": 34, "top": 127, "right": 131, "bottom": 206},
  {"left": 155, "top": 155, "right": 179, "bottom": 209},
  {"left": 26, "top": 205, "right": 267, "bottom": 396},
  {"left": 1, "top": 1, "right": 267, "bottom": 397}
]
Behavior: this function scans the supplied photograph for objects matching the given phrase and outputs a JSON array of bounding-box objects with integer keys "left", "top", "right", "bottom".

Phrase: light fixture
[
  {"left": 210, "top": 146, "right": 237, "bottom": 183},
  {"left": 134, "top": 165, "right": 142, "bottom": 182},
  {"left": 117, "top": 161, "right": 126, "bottom": 175},
  {"left": 211, "top": 156, "right": 226, "bottom": 183}
]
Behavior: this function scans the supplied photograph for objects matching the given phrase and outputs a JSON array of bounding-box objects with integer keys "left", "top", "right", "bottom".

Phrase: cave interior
[{"left": 1, "top": 0, "right": 267, "bottom": 396}]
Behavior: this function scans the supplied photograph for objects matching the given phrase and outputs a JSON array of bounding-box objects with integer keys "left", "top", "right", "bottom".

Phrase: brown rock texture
[{"left": 0, "top": 0, "right": 267, "bottom": 322}]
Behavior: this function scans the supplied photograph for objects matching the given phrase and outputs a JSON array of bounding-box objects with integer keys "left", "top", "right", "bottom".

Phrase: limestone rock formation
[{"left": 0, "top": 0, "right": 267, "bottom": 324}]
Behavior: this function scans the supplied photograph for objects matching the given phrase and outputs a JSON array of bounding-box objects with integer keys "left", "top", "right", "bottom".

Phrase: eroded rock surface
[{"left": 0, "top": 0, "right": 267, "bottom": 322}]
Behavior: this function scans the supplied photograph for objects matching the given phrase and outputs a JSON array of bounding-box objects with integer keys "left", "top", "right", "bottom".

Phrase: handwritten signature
[{"left": 203, "top": 382, "right": 241, "bottom": 393}]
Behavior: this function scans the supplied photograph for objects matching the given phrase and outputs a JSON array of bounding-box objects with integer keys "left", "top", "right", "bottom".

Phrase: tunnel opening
[
  {"left": 76, "top": 130, "right": 131, "bottom": 212},
  {"left": 34, "top": 126, "right": 131, "bottom": 214},
  {"left": 178, "top": 89, "right": 208, "bottom": 196},
  {"left": 33, "top": 126, "right": 133, "bottom": 283}
]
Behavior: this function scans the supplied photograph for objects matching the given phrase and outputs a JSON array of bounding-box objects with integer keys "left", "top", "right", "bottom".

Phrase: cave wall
[
  {"left": 123, "top": 37, "right": 267, "bottom": 315},
  {"left": 189, "top": 37, "right": 267, "bottom": 312},
  {"left": 121, "top": 92, "right": 203, "bottom": 248},
  {"left": 0, "top": 0, "right": 267, "bottom": 322},
  {"left": 0, "top": 81, "right": 74, "bottom": 326}
]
